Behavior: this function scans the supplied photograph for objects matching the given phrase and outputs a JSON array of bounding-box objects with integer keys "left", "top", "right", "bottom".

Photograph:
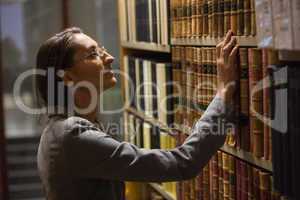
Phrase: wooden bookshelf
[
  {"left": 121, "top": 41, "right": 171, "bottom": 53},
  {"left": 148, "top": 183, "right": 175, "bottom": 200},
  {"left": 125, "top": 107, "right": 273, "bottom": 172},
  {"left": 171, "top": 36, "right": 257, "bottom": 47},
  {"left": 220, "top": 146, "right": 273, "bottom": 172}
]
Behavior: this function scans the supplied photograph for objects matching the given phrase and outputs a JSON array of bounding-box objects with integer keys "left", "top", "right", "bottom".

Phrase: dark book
[
  {"left": 151, "top": 0, "right": 158, "bottom": 43},
  {"left": 236, "top": 0, "right": 244, "bottom": 36}
]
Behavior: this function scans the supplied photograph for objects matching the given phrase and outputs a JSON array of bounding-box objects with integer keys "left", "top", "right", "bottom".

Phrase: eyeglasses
[{"left": 75, "top": 46, "right": 107, "bottom": 63}]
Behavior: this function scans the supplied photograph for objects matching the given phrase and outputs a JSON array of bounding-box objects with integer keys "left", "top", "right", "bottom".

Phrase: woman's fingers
[
  {"left": 216, "top": 42, "right": 223, "bottom": 58},
  {"left": 223, "top": 37, "right": 237, "bottom": 56},
  {"left": 222, "top": 30, "right": 233, "bottom": 47},
  {"left": 229, "top": 44, "right": 239, "bottom": 60}
]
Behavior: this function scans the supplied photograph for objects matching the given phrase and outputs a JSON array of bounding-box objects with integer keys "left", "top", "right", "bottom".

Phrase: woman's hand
[{"left": 216, "top": 30, "right": 239, "bottom": 105}]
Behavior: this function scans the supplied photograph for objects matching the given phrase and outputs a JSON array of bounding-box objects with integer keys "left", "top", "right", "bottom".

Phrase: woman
[{"left": 36, "top": 27, "right": 238, "bottom": 200}]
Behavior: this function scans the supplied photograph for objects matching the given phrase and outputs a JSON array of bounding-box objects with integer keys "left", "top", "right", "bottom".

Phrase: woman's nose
[{"left": 103, "top": 52, "right": 114, "bottom": 65}]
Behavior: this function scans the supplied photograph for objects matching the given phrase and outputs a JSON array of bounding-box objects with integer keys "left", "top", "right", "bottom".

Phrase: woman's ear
[{"left": 62, "top": 70, "right": 76, "bottom": 86}]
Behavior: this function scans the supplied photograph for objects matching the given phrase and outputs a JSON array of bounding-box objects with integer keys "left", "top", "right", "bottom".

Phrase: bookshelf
[
  {"left": 118, "top": 0, "right": 300, "bottom": 199},
  {"left": 121, "top": 41, "right": 171, "bottom": 53}
]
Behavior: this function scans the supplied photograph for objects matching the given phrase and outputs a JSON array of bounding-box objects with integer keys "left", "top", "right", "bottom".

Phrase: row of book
[
  {"left": 177, "top": 150, "right": 282, "bottom": 200},
  {"left": 170, "top": 0, "right": 256, "bottom": 38},
  {"left": 123, "top": 111, "right": 178, "bottom": 198},
  {"left": 172, "top": 46, "right": 278, "bottom": 161},
  {"left": 123, "top": 55, "right": 174, "bottom": 126},
  {"left": 123, "top": 111, "right": 283, "bottom": 200},
  {"left": 255, "top": 0, "right": 300, "bottom": 50},
  {"left": 119, "top": 0, "right": 170, "bottom": 45}
]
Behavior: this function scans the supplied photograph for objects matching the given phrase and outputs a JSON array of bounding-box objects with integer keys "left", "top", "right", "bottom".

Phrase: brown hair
[{"left": 34, "top": 27, "right": 83, "bottom": 117}]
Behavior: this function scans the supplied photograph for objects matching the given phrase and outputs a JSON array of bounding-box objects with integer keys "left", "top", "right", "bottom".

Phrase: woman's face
[{"left": 64, "top": 33, "right": 117, "bottom": 92}]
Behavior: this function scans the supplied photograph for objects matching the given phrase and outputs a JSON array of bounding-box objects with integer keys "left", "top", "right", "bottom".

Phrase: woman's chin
[{"left": 103, "top": 77, "right": 117, "bottom": 90}]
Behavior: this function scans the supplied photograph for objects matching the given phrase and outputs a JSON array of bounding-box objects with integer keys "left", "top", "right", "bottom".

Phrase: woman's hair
[{"left": 34, "top": 27, "right": 83, "bottom": 118}]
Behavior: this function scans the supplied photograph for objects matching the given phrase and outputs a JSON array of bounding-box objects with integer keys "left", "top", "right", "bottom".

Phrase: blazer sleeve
[{"left": 62, "top": 95, "right": 235, "bottom": 182}]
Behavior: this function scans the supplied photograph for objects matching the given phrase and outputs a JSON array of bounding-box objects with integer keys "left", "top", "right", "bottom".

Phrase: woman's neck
[{"left": 73, "top": 88, "right": 99, "bottom": 123}]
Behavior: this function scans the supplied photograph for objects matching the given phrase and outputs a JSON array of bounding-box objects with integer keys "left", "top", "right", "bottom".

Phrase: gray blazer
[{"left": 37, "top": 96, "right": 234, "bottom": 200}]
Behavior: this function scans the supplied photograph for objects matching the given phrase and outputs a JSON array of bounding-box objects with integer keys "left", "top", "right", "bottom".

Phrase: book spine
[
  {"left": 208, "top": 0, "right": 213, "bottom": 36},
  {"left": 182, "top": 0, "right": 187, "bottom": 38},
  {"left": 207, "top": 48, "right": 214, "bottom": 104},
  {"left": 259, "top": 171, "right": 271, "bottom": 200},
  {"left": 200, "top": 48, "right": 206, "bottom": 106},
  {"left": 243, "top": 0, "right": 251, "bottom": 36},
  {"left": 240, "top": 161, "right": 248, "bottom": 200},
  {"left": 171, "top": 0, "right": 176, "bottom": 38},
  {"left": 253, "top": 168, "right": 260, "bottom": 199},
  {"left": 247, "top": 163, "right": 254, "bottom": 199},
  {"left": 228, "top": 155, "right": 236, "bottom": 200},
  {"left": 203, "top": 0, "right": 209, "bottom": 36},
  {"left": 231, "top": 0, "right": 238, "bottom": 35},
  {"left": 223, "top": 152, "right": 230, "bottom": 200},
  {"left": 191, "top": 0, "right": 198, "bottom": 37},
  {"left": 224, "top": 0, "right": 231, "bottom": 34},
  {"left": 203, "top": 163, "right": 211, "bottom": 200},
  {"left": 212, "top": 154, "right": 219, "bottom": 200},
  {"left": 212, "top": 48, "right": 218, "bottom": 97},
  {"left": 197, "top": 47, "right": 203, "bottom": 105},
  {"left": 192, "top": 48, "right": 198, "bottom": 105},
  {"left": 197, "top": 0, "right": 204, "bottom": 37},
  {"left": 236, "top": 0, "right": 244, "bottom": 36},
  {"left": 236, "top": 160, "right": 242, "bottom": 200},
  {"left": 190, "top": 178, "right": 196, "bottom": 200},
  {"left": 262, "top": 49, "right": 270, "bottom": 160},
  {"left": 239, "top": 48, "right": 250, "bottom": 151},
  {"left": 187, "top": 0, "right": 192, "bottom": 38},
  {"left": 248, "top": 48, "right": 264, "bottom": 158},
  {"left": 212, "top": 0, "right": 219, "bottom": 37},
  {"left": 218, "top": 0, "right": 225, "bottom": 37},
  {"left": 198, "top": 172, "right": 204, "bottom": 199},
  {"left": 266, "top": 50, "right": 279, "bottom": 162},
  {"left": 194, "top": 174, "right": 200, "bottom": 200},
  {"left": 218, "top": 151, "right": 224, "bottom": 199},
  {"left": 250, "top": 0, "right": 256, "bottom": 36}
]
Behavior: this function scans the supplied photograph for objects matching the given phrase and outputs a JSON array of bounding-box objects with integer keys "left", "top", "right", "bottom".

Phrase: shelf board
[
  {"left": 220, "top": 145, "right": 273, "bottom": 172},
  {"left": 125, "top": 107, "right": 176, "bottom": 133},
  {"left": 121, "top": 41, "right": 171, "bottom": 53},
  {"left": 171, "top": 36, "right": 257, "bottom": 47},
  {"left": 278, "top": 50, "right": 300, "bottom": 61},
  {"left": 125, "top": 107, "right": 273, "bottom": 172},
  {"left": 148, "top": 183, "right": 176, "bottom": 200}
]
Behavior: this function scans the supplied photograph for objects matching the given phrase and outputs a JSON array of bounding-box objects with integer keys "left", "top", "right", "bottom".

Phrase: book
[
  {"left": 239, "top": 48, "right": 250, "bottom": 151},
  {"left": 217, "top": 0, "right": 225, "bottom": 37},
  {"left": 231, "top": 0, "right": 238, "bottom": 34},
  {"left": 236, "top": 0, "right": 244, "bottom": 36},
  {"left": 250, "top": 0, "right": 256, "bottom": 36},
  {"left": 224, "top": 0, "right": 231, "bottom": 33},
  {"left": 248, "top": 48, "right": 263, "bottom": 158},
  {"left": 243, "top": 0, "right": 251, "bottom": 36}
]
